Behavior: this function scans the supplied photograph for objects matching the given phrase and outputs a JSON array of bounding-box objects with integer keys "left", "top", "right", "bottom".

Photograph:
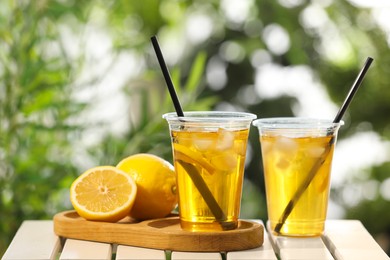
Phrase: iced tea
[
  {"left": 253, "top": 118, "right": 342, "bottom": 236},
  {"left": 163, "top": 112, "right": 255, "bottom": 232}
]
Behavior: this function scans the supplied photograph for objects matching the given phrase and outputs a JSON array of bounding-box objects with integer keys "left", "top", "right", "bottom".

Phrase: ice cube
[
  {"left": 307, "top": 146, "right": 326, "bottom": 158},
  {"left": 275, "top": 137, "right": 298, "bottom": 154},
  {"left": 260, "top": 140, "right": 273, "bottom": 154},
  {"left": 234, "top": 140, "right": 246, "bottom": 156},
  {"left": 193, "top": 138, "right": 214, "bottom": 151},
  {"left": 215, "top": 128, "right": 235, "bottom": 151},
  {"left": 276, "top": 157, "right": 290, "bottom": 169},
  {"left": 210, "top": 152, "right": 238, "bottom": 171}
]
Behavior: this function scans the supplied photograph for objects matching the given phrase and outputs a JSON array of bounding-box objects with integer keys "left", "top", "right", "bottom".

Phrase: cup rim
[
  {"left": 162, "top": 111, "right": 257, "bottom": 122},
  {"left": 252, "top": 117, "right": 344, "bottom": 129}
]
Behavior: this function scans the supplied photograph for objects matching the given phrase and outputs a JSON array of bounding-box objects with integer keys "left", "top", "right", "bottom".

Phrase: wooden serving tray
[{"left": 53, "top": 210, "right": 264, "bottom": 252}]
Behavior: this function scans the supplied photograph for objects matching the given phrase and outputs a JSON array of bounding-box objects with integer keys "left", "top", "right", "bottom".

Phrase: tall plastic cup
[
  {"left": 253, "top": 118, "right": 343, "bottom": 236},
  {"left": 163, "top": 111, "right": 256, "bottom": 232}
]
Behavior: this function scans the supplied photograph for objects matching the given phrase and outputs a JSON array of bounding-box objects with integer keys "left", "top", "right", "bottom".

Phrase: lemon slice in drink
[
  {"left": 70, "top": 166, "right": 137, "bottom": 222},
  {"left": 173, "top": 143, "right": 215, "bottom": 174}
]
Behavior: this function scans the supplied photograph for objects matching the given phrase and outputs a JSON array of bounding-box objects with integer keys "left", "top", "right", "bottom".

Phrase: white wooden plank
[
  {"left": 116, "top": 245, "right": 166, "bottom": 260},
  {"left": 227, "top": 220, "right": 277, "bottom": 260},
  {"left": 171, "top": 251, "right": 222, "bottom": 260},
  {"left": 323, "top": 220, "right": 389, "bottom": 260},
  {"left": 59, "top": 239, "right": 111, "bottom": 260},
  {"left": 279, "top": 248, "right": 334, "bottom": 260},
  {"left": 267, "top": 221, "right": 334, "bottom": 260},
  {"left": 227, "top": 247, "right": 277, "bottom": 260},
  {"left": 333, "top": 248, "right": 389, "bottom": 260},
  {"left": 1, "top": 220, "right": 60, "bottom": 260}
]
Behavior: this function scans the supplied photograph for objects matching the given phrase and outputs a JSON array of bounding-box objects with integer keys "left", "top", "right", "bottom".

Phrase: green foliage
[
  {"left": 88, "top": 50, "right": 217, "bottom": 166},
  {"left": 0, "top": 0, "right": 89, "bottom": 255},
  {"left": 335, "top": 162, "right": 390, "bottom": 235}
]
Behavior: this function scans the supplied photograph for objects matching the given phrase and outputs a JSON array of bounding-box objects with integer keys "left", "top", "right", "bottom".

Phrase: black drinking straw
[
  {"left": 274, "top": 57, "right": 374, "bottom": 234},
  {"left": 333, "top": 57, "right": 374, "bottom": 124},
  {"left": 151, "top": 36, "right": 229, "bottom": 228},
  {"left": 151, "top": 36, "right": 184, "bottom": 117}
]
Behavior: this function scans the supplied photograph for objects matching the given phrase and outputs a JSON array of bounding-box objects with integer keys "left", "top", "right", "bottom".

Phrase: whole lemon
[{"left": 116, "top": 153, "right": 177, "bottom": 220}]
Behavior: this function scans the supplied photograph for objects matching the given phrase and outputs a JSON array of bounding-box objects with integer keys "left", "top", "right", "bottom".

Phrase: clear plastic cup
[
  {"left": 253, "top": 117, "right": 343, "bottom": 236},
  {"left": 163, "top": 111, "right": 256, "bottom": 231}
]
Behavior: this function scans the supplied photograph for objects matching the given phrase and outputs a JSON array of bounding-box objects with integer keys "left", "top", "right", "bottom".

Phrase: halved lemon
[{"left": 70, "top": 166, "right": 137, "bottom": 222}]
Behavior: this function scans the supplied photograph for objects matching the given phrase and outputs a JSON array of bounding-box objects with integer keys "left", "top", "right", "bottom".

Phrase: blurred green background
[{"left": 1, "top": 0, "right": 390, "bottom": 256}]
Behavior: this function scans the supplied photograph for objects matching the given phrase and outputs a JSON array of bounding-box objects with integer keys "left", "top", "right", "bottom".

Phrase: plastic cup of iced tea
[
  {"left": 163, "top": 111, "right": 256, "bottom": 232},
  {"left": 253, "top": 118, "right": 343, "bottom": 236}
]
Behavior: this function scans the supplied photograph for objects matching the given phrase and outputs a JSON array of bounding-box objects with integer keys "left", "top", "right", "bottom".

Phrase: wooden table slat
[
  {"left": 267, "top": 221, "right": 334, "bottom": 260},
  {"left": 1, "top": 220, "right": 60, "bottom": 260},
  {"left": 227, "top": 220, "right": 277, "bottom": 260},
  {"left": 59, "top": 239, "right": 112, "bottom": 260},
  {"left": 116, "top": 245, "right": 166, "bottom": 260},
  {"left": 323, "top": 220, "right": 390, "bottom": 260},
  {"left": 171, "top": 251, "right": 222, "bottom": 260},
  {"left": 2, "top": 219, "right": 389, "bottom": 260},
  {"left": 279, "top": 248, "right": 334, "bottom": 260}
]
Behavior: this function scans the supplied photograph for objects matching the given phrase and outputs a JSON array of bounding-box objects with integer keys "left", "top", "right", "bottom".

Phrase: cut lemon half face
[{"left": 70, "top": 166, "right": 137, "bottom": 222}]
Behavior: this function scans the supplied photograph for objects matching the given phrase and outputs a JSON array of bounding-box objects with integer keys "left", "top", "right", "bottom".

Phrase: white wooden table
[{"left": 2, "top": 220, "right": 389, "bottom": 260}]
